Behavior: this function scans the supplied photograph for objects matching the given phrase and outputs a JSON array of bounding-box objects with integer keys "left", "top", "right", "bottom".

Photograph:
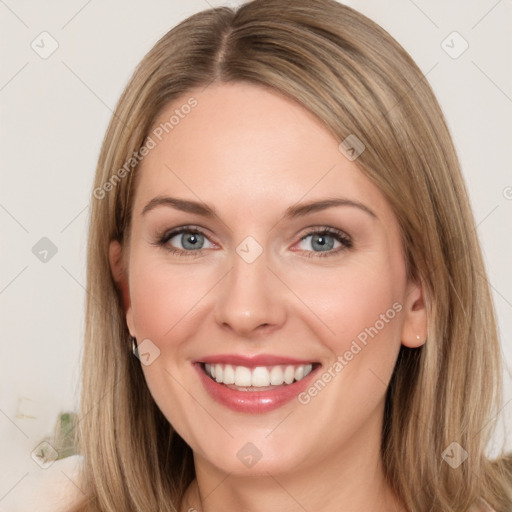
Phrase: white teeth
[
  {"left": 252, "top": 367, "right": 270, "bottom": 387},
  {"left": 204, "top": 362, "right": 314, "bottom": 388},
  {"left": 223, "top": 364, "right": 235, "bottom": 385},
  {"left": 234, "top": 366, "right": 252, "bottom": 386},
  {"left": 284, "top": 365, "right": 295, "bottom": 384},
  {"left": 269, "top": 366, "right": 284, "bottom": 385}
]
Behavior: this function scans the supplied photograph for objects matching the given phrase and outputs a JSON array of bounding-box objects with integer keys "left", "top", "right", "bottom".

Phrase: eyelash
[{"left": 153, "top": 225, "right": 353, "bottom": 258}]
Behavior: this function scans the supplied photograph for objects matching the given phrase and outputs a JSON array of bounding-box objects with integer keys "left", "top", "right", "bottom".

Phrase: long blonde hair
[{"left": 77, "top": 1, "right": 512, "bottom": 510}]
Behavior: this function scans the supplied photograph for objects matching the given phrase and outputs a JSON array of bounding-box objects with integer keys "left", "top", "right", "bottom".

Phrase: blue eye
[
  {"left": 296, "top": 228, "right": 352, "bottom": 257},
  {"left": 169, "top": 231, "right": 207, "bottom": 250},
  {"left": 299, "top": 233, "right": 337, "bottom": 252},
  {"left": 157, "top": 227, "right": 215, "bottom": 255},
  {"left": 154, "top": 226, "right": 352, "bottom": 258}
]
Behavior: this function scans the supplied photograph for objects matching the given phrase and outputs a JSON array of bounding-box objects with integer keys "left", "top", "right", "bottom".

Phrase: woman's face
[{"left": 111, "top": 82, "right": 426, "bottom": 477}]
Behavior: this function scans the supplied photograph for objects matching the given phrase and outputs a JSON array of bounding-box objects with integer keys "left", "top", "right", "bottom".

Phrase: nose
[{"left": 213, "top": 246, "right": 287, "bottom": 338}]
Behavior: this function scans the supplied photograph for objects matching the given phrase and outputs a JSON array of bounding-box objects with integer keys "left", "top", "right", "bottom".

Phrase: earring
[
  {"left": 416, "top": 335, "right": 420, "bottom": 341},
  {"left": 131, "top": 336, "right": 138, "bottom": 356}
]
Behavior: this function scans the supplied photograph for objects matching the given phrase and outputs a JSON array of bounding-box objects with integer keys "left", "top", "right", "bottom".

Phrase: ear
[
  {"left": 400, "top": 279, "right": 428, "bottom": 348},
  {"left": 109, "top": 240, "right": 136, "bottom": 337}
]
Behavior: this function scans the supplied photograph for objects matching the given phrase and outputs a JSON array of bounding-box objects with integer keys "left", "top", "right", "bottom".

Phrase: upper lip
[{"left": 197, "top": 354, "right": 318, "bottom": 367}]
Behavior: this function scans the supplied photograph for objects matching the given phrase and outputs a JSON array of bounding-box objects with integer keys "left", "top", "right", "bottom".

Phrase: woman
[{"left": 21, "top": 0, "right": 512, "bottom": 510}]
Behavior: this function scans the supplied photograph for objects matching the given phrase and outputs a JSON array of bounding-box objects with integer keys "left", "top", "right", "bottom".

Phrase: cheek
[
  {"left": 127, "top": 253, "right": 213, "bottom": 439},
  {"left": 128, "top": 254, "right": 212, "bottom": 343},
  {"left": 290, "top": 257, "right": 404, "bottom": 365},
  {"left": 285, "top": 260, "right": 405, "bottom": 449}
]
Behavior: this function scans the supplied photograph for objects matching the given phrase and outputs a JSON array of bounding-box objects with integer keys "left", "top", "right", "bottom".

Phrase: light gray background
[{"left": 1, "top": 0, "right": 511, "bottom": 496}]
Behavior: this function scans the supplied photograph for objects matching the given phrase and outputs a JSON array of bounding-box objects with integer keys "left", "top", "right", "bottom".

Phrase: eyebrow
[{"left": 141, "top": 196, "right": 377, "bottom": 220}]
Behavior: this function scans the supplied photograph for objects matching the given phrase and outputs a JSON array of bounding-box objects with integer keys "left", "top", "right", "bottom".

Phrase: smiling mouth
[{"left": 201, "top": 362, "right": 318, "bottom": 391}]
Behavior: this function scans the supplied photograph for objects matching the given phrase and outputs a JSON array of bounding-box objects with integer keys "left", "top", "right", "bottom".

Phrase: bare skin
[{"left": 110, "top": 82, "right": 427, "bottom": 512}]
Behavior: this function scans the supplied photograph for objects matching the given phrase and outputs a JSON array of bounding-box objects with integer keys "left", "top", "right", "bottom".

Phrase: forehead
[{"left": 134, "top": 82, "right": 390, "bottom": 221}]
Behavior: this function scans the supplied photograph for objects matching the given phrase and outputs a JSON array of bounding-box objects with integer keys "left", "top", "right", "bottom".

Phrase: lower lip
[{"left": 195, "top": 363, "right": 319, "bottom": 413}]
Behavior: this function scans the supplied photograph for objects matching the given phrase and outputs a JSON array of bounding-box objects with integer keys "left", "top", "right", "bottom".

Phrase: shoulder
[{"left": 0, "top": 455, "right": 86, "bottom": 512}]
